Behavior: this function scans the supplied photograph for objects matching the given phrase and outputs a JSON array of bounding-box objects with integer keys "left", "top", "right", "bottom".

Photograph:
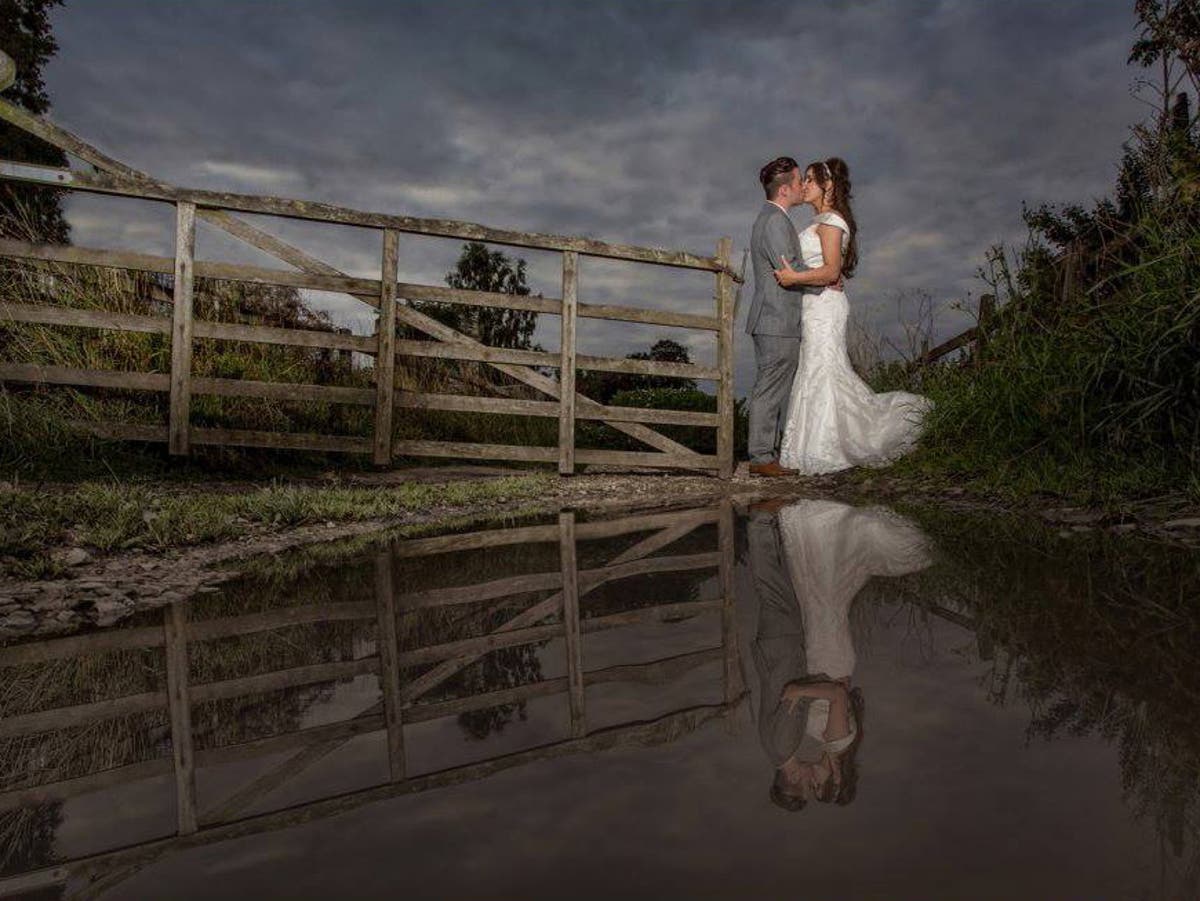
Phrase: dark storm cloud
[{"left": 41, "top": 0, "right": 1143, "bottom": 392}]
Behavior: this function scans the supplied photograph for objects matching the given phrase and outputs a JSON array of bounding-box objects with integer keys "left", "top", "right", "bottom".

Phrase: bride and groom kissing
[{"left": 745, "top": 156, "right": 930, "bottom": 477}]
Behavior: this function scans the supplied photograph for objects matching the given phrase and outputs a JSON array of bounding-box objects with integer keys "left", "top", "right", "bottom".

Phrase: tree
[
  {"left": 577, "top": 337, "right": 697, "bottom": 404},
  {"left": 421, "top": 241, "right": 538, "bottom": 350},
  {"left": 0, "top": 0, "right": 69, "bottom": 244}
]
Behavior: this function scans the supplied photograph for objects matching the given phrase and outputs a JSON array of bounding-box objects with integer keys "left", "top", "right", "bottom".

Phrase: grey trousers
[{"left": 748, "top": 333, "right": 801, "bottom": 463}]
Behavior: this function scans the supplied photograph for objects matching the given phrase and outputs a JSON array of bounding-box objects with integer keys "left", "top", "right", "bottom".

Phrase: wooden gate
[{"left": 0, "top": 52, "right": 739, "bottom": 476}]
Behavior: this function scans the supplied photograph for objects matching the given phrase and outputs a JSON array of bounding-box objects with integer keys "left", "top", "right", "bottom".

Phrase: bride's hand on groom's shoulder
[{"left": 773, "top": 255, "right": 801, "bottom": 287}]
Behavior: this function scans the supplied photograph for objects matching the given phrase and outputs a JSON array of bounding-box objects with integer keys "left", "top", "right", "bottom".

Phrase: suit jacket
[
  {"left": 745, "top": 201, "right": 805, "bottom": 337},
  {"left": 747, "top": 512, "right": 826, "bottom": 767}
]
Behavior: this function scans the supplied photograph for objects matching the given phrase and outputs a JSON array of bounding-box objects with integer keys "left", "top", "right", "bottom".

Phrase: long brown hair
[{"left": 807, "top": 157, "right": 858, "bottom": 278}]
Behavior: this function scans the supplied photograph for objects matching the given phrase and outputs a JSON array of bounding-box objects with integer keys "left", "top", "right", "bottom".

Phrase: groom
[{"left": 745, "top": 157, "right": 807, "bottom": 476}]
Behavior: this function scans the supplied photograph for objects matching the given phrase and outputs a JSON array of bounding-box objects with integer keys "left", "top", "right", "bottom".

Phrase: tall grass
[{"left": 875, "top": 206, "right": 1200, "bottom": 503}]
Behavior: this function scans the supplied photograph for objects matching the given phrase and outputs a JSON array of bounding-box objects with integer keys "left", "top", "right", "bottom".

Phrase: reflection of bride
[{"left": 748, "top": 498, "right": 932, "bottom": 811}]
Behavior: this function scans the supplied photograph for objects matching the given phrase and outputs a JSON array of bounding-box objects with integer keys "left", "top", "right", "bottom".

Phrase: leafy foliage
[{"left": 0, "top": 0, "right": 69, "bottom": 244}]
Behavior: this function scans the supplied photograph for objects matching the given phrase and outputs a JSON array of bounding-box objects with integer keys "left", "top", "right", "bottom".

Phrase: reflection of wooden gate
[
  {"left": 0, "top": 54, "right": 739, "bottom": 476},
  {"left": 0, "top": 503, "right": 743, "bottom": 897}
]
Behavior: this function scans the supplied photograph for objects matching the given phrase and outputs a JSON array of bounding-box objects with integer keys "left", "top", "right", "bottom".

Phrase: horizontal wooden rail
[
  {"left": 0, "top": 162, "right": 729, "bottom": 274},
  {"left": 0, "top": 362, "right": 167, "bottom": 392},
  {"left": 0, "top": 240, "right": 720, "bottom": 330},
  {"left": 0, "top": 299, "right": 377, "bottom": 353},
  {"left": 394, "top": 392, "right": 719, "bottom": 428}
]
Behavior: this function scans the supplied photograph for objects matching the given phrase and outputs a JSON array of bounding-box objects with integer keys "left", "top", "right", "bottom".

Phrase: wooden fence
[
  {"left": 0, "top": 57, "right": 739, "bottom": 476},
  {"left": 0, "top": 503, "right": 743, "bottom": 898}
]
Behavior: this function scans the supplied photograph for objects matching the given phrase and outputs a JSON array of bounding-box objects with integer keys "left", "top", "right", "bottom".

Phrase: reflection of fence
[
  {"left": 0, "top": 65, "right": 738, "bottom": 476},
  {"left": 0, "top": 502, "right": 741, "bottom": 897}
]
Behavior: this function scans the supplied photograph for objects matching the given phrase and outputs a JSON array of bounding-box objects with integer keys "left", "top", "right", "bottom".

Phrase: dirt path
[{"left": 2, "top": 465, "right": 1196, "bottom": 642}]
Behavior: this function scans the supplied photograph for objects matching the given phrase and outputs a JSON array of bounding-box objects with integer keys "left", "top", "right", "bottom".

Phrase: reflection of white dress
[
  {"left": 778, "top": 499, "right": 933, "bottom": 746},
  {"left": 779, "top": 212, "right": 932, "bottom": 474}
]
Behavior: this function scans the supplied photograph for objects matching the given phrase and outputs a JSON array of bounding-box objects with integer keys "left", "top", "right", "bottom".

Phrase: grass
[
  {"left": 863, "top": 202, "right": 1200, "bottom": 510},
  {"left": 0, "top": 474, "right": 552, "bottom": 579}
]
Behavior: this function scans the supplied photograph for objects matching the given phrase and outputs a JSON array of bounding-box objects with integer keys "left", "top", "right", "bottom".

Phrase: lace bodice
[{"left": 799, "top": 212, "right": 850, "bottom": 269}]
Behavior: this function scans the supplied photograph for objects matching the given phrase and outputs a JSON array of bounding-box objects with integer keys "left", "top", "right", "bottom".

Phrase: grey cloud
[{"left": 41, "top": 0, "right": 1144, "bottom": 395}]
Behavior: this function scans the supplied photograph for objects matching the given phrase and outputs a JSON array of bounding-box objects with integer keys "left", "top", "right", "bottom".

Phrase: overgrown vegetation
[{"left": 873, "top": 0, "right": 1200, "bottom": 505}]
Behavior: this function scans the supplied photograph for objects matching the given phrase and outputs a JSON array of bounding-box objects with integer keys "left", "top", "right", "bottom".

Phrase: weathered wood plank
[
  {"left": 573, "top": 448, "right": 718, "bottom": 470},
  {"left": 715, "top": 237, "right": 735, "bottom": 479},
  {"left": 393, "top": 391, "right": 719, "bottom": 428},
  {"left": 0, "top": 690, "right": 166, "bottom": 739},
  {"left": 605, "top": 513, "right": 711, "bottom": 567},
  {"left": 169, "top": 201, "right": 196, "bottom": 456},
  {"left": 0, "top": 237, "right": 382, "bottom": 295},
  {"left": 0, "top": 626, "right": 165, "bottom": 667},
  {"left": 573, "top": 507, "right": 719, "bottom": 540},
  {"left": 0, "top": 301, "right": 170, "bottom": 334},
  {"left": 393, "top": 522, "right": 561, "bottom": 558},
  {"left": 0, "top": 363, "right": 168, "bottom": 392},
  {"left": 191, "top": 377, "right": 374, "bottom": 406},
  {"left": 396, "top": 281, "right": 560, "bottom": 315},
  {"left": 0, "top": 162, "right": 728, "bottom": 274},
  {"left": 190, "top": 427, "right": 372, "bottom": 454},
  {"left": 575, "top": 353, "right": 718, "bottom": 381},
  {"left": 189, "top": 658, "right": 379, "bottom": 707},
  {"left": 576, "top": 301, "right": 719, "bottom": 331},
  {"left": 579, "top": 551, "right": 721, "bottom": 590},
  {"left": 396, "top": 570, "right": 563, "bottom": 609},
  {"left": 393, "top": 339, "right": 559, "bottom": 369},
  {"left": 392, "top": 439, "right": 557, "bottom": 464},
  {"left": 560, "top": 512, "right": 585, "bottom": 737},
  {"left": 163, "top": 603, "right": 197, "bottom": 835},
  {"left": 194, "top": 319, "right": 376, "bottom": 353},
  {"left": 373, "top": 229, "right": 399, "bottom": 465},
  {"left": 190, "top": 602, "right": 377, "bottom": 643},
  {"left": 558, "top": 251, "right": 578, "bottom": 475}
]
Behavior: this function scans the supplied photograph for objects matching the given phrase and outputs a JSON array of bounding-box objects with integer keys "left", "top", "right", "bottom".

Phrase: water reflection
[
  {"left": 749, "top": 498, "right": 932, "bottom": 811},
  {"left": 0, "top": 498, "right": 1198, "bottom": 899}
]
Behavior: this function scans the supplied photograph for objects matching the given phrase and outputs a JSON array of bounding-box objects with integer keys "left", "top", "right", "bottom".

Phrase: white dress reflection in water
[
  {"left": 778, "top": 499, "right": 933, "bottom": 749},
  {"left": 749, "top": 498, "right": 933, "bottom": 805},
  {"left": 779, "top": 212, "right": 932, "bottom": 474}
]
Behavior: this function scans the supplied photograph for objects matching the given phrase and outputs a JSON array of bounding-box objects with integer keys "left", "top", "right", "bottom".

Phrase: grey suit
[
  {"left": 745, "top": 202, "right": 808, "bottom": 463},
  {"left": 747, "top": 511, "right": 824, "bottom": 768}
]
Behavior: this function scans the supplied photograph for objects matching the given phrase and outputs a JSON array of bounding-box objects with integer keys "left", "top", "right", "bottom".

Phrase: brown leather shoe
[{"left": 748, "top": 461, "right": 797, "bottom": 477}]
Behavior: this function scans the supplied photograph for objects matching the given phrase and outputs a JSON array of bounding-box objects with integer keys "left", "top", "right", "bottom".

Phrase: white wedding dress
[
  {"left": 778, "top": 499, "right": 933, "bottom": 748},
  {"left": 779, "top": 212, "right": 932, "bottom": 474}
]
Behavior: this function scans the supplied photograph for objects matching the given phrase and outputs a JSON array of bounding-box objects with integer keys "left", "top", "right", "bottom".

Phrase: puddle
[{"left": 1, "top": 498, "right": 1198, "bottom": 899}]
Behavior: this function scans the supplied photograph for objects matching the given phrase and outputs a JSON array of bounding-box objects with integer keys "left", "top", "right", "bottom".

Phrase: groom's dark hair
[{"left": 759, "top": 156, "right": 799, "bottom": 199}]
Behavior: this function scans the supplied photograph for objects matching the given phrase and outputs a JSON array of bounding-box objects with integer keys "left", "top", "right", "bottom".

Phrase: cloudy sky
[{"left": 39, "top": 0, "right": 1145, "bottom": 395}]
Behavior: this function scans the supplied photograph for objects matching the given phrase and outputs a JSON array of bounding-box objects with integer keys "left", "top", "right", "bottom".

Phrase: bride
[{"left": 772, "top": 158, "right": 931, "bottom": 475}]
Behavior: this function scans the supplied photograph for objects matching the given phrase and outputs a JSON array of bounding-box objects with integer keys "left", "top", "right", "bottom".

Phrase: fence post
[
  {"left": 373, "top": 229, "right": 399, "bottom": 466},
  {"left": 559, "top": 510, "right": 585, "bottom": 737},
  {"left": 168, "top": 201, "right": 196, "bottom": 456},
  {"left": 558, "top": 251, "right": 578, "bottom": 475},
  {"left": 375, "top": 541, "right": 406, "bottom": 781},
  {"left": 975, "top": 293, "right": 995, "bottom": 368},
  {"left": 163, "top": 601, "right": 197, "bottom": 835},
  {"left": 715, "top": 237, "right": 735, "bottom": 479},
  {"left": 718, "top": 499, "right": 739, "bottom": 705}
]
